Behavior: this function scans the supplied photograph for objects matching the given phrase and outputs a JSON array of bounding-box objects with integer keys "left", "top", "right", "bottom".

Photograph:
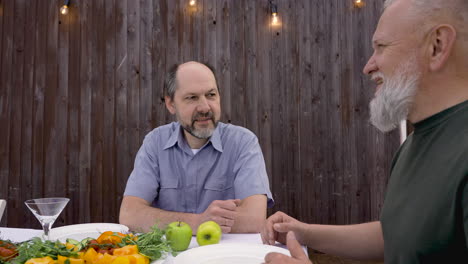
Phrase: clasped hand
[{"left": 197, "top": 199, "right": 241, "bottom": 233}]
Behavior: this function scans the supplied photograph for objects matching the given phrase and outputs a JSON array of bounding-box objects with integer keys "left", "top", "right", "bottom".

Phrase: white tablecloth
[{"left": 0, "top": 227, "right": 306, "bottom": 263}]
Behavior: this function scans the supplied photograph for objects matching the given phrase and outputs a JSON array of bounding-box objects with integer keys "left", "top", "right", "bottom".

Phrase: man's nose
[
  {"left": 363, "top": 54, "right": 377, "bottom": 75},
  {"left": 196, "top": 96, "right": 210, "bottom": 112}
]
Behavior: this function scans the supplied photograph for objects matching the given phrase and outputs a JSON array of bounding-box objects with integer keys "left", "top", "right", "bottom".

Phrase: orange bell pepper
[{"left": 97, "top": 231, "right": 126, "bottom": 245}]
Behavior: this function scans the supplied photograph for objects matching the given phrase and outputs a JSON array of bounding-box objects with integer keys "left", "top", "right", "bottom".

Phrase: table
[{"left": 0, "top": 227, "right": 307, "bottom": 263}]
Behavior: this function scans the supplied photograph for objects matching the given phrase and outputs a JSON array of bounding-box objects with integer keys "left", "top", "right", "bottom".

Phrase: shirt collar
[{"left": 163, "top": 122, "right": 224, "bottom": 153}]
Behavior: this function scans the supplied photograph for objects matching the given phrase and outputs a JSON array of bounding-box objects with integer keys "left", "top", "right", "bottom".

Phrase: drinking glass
[{"left": 24, "top": 197, "right": 69, "bottom": 240}]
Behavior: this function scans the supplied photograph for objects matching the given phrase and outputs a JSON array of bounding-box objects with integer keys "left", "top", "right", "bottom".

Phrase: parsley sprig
[
  {"left": 9, "top": 238, "right": 77, "bottom": 264},
  {"left": 119, "top": 224, "right": 172, "bottom": 261}
]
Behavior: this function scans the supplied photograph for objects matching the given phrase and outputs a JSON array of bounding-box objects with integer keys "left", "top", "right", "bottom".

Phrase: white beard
[{"left": 369, "top": 57, "right": 421, "bottom": 132}]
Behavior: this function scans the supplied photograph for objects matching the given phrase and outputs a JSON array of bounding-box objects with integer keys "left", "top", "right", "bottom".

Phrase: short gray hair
[
  {"left": 164, "top": 62, "right": 219, "bottom": 100},
  {"left": 383, "top": 0, "right": 468, "bottom": 32}
]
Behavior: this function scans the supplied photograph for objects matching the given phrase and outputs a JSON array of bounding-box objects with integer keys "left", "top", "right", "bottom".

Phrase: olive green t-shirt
[{"left": 381, "top": 100, "right": 468, "bottom": 263}]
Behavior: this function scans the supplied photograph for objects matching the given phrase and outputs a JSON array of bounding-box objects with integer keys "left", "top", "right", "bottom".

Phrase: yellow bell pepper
[
  {"left": 113, "top": 245, "right": 139, "bottom": 256},
  {"left": 111, "top": 256, "right": 130, "bottom": 264},
  {"left": 25, "top": 256, "right": 55, "bottom": 264},
  {"left": 57, "top": 255, "right": 85, "bottom": 264},
  {"left": 82, "top": 248, "right": 99, "bottom": 264},
  {"left": 127, "top": 254, "right": 149, "bottom": 264},
  {"left": 94, "top": 253, "right": 116, "bottom": 264}
]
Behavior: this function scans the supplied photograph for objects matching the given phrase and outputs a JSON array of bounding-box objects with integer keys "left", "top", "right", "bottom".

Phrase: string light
[
  {"left": 270, "top": 0, "right": 279, "bottom": 26},
  {"left": 60, "top": 0, "right": 70, "bottom": 15},
  {"left": 354, "top": 0, "right": 365, "bottom": 8},
  {"left": 189, "top": 0, "right": 196, "bottom": 6}
]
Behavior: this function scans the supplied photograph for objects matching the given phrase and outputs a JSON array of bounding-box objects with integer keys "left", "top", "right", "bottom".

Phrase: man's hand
[
  {"left": 261, "top": 211, "right": 302, "bottom": 245},
  {"left": 197, "top": 199, "right": 241, "bottom": 233},
  {"left": 264, "top": 232, "right": 312, "bottom": 264}
]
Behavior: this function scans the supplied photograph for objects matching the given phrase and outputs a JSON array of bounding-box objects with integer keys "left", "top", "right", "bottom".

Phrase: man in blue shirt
[{"left": 120, "top": 61, "right": 274, "bottom": 234}]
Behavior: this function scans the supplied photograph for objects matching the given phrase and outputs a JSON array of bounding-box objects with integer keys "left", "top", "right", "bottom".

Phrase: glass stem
[{"left": 42, "top": 222, "right": 54, "bottom": 240}]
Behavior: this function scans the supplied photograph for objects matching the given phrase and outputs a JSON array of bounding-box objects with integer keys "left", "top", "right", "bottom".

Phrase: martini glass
[{"left": 24, "top": 197, "right": 69, "bottom": 240}]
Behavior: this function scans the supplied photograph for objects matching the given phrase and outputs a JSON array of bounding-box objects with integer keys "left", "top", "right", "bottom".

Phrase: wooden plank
[
  {"left": 56, "top": 0, "right": 71, "bottom": 225},
  {"left": 126, "top": 0, "right": 140, "bottom": 206},
  {"left": 229, "top": 0, "right": 245, "bottom": 127},
  {"left": 31, "top": 0, "right": 47, "bottom": 214},
  {"left": 191, "top": 0, "right": 203, "bottom": 61},
  {"left": 297, "top": 0, "right": 313, "bottom": 223},
  {"left": 20, "top": 0, "right": 38, "bottom": 227},
  {"left": 152, "top": 0, "right": 168, "bottom": 128},
  {"left": 90, "top": 0, "right": 105, "bottom": 223},
  {"left": 139, "top": 0, "right": 153, "bottom": 137},
  {"left": 203, "top": 0, "right": 216, "bottom": 68},
  {"left": 102, "top": 0, "right": 117, "bottom": 223},
  {"left": 79, "top": 0, "right": 92, "bottom": 223},
  {"left": 181, "top": 0, "right": 192, "bottom": 61},
  {"left": 269, "top": 0, "right": 286, "bottom": 215},
  {"left": 66, "top": 0, "right": 82, "bottom": 224},
  {"left": 115, "top": 0, "right": 129, "bottom": 202},
  {"left": 244, "top": 0, "right": 258, "bottom": 133},
  {"left": 255, "top": 0, "right": 273, "bottom": 213},
  {"left": 0, "top": 0, "right": 13, "bottom": 227},
  {"left": 7, "top": 0, "right": 25, "bottom": 227},
  {"left": 216, "top": 0, "right": 231, "bottom": 124},
  {"left": 43, "top": 0, "right": 61, "bottom": 198}
]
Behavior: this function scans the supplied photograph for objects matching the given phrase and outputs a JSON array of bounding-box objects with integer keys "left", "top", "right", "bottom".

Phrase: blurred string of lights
[
  {"left": 269, "top": 0, "right": 279, "bottom": 26},
  {"left": 60, "top": 0, "right": 70, "bottom": 15},
  {"left": 354, "top": 0, "right": 365, "bottom": 8}
]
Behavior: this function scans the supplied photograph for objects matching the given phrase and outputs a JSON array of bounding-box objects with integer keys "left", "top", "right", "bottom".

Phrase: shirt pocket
[
  {"left": 160, "top": 176, "right": 179, "bottom": 189},
  {"left": 156, "top": 175, "right": 179, "bottom": 211},
  {"left": 204, "top": 175, "right": 233, "bottom": 191}
]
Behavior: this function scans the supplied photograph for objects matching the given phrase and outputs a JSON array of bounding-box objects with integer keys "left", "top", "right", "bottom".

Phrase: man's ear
[
  {"left": 428, "top": 24, "right": 457, "bottom": 72},
  {"left": 165, "top": 96, "right": 176, "bottom": 114}
]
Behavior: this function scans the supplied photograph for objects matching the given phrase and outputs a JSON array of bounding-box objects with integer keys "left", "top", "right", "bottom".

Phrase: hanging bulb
[
  {"left": 354, "top": 0, "right": 365, "bottom": 8},
  {"left": 272, "top": 13, "right": 279, "bottom": 25},
  {"left": 60, "top": 5, "right": 69, "bottom": 15},
  {"left": 189, "top": 0, "right": 196, "bottom": 6}
]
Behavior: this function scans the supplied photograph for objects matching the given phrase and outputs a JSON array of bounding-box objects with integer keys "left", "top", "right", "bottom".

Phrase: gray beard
[
  {"left": 183, "top": 123, "right": 216, "bottom": 139},
  {"left": 369, "top": 59, "right": 420, "bottom": 132}
]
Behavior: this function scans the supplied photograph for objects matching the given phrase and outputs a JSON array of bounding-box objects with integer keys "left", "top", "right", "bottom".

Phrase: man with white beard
[
  {"left": 261, "top": 0, "right": 468, "bottom": 263},
  {"left": 120, "top": 61, "right": 273, "bottom": 234}
]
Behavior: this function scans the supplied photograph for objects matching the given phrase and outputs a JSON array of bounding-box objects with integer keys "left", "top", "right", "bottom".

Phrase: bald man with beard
[
  {"left": 120, "top": 61, "right": 274, "bottom": 235},
  {"left": 261, "top": 0, "right": 468, "bottom": 263}
]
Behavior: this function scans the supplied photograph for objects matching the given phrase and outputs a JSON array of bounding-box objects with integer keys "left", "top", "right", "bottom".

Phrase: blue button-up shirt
[{"left": 124, "top": 122, "right": 274, "bottom": 213}]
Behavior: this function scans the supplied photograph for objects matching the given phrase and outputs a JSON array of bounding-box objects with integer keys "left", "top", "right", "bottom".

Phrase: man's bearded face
[{"left": 369, "top": 55, "right": 421, "bottom": 132}]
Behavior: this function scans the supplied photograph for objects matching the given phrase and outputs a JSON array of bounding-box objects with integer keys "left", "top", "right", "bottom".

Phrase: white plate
[
  {"left": 171, "top": 243, "right": 291, "bottom": 264},
  {"left": 49, "top": 223, "right": 129, "bottom": 242}
]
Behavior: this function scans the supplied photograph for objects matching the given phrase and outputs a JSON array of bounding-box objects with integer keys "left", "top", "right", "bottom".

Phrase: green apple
[
  {"left": 166, "top": 221, "right": 193, "bottom": 251},
  {"left": 196, "top": 220, "right": 222, "bottom": 246}
]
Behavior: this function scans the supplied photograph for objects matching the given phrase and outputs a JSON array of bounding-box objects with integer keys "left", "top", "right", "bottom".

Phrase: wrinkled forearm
[
  {"left": 230, "top": 195, "right": 267, "bottom": 233},
  {"left": 301, "top": 221, "right": 384, "bottom": 261}
]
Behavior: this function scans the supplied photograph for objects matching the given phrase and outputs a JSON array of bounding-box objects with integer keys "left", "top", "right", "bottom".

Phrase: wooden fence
[{"left": 0, "top": 0, "right": 399, "bottom": 229}]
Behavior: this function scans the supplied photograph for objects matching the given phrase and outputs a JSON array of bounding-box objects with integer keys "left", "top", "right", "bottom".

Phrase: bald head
[{"left": 165, "top": 61, "right": 218, "bottom": 100}]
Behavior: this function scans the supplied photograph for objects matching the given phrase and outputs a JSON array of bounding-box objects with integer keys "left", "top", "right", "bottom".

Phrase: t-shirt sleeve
[
  {"left": 123, "top": 133, "right": 160, "bottom": 203},
  {"left": 233, "top": 134, "right": 274, "bottom": 208}
]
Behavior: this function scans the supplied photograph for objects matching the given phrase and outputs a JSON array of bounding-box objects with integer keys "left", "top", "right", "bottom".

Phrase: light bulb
[
  {"left": 272, "top": 13, "right": 279, "bottom": 25},
  {"left": 189, "top": 0, "right": 196, "bottom": 6},
  {"left": 60, "top": 5, "right": 69, "bottom": 15},
  {"left": 354, "top": 0, "right": 365, "bottom": 8}
]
